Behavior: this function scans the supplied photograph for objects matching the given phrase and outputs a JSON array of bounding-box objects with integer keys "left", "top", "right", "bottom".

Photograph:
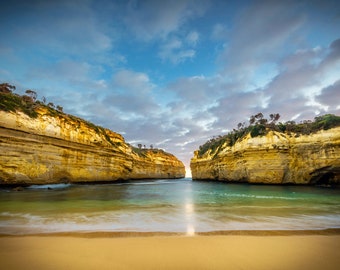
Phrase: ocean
[{"left": 0, "top": 178, "right": 339, "bottom": 235}]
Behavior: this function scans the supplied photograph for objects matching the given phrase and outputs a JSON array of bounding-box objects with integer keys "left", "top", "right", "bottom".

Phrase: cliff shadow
[{"left": 310, "top": 166, "right": 340, "bottom": 186}]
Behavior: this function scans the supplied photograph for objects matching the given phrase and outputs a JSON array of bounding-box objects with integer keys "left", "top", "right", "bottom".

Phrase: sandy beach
[{"left": 1, "top": 231, "right": 339, "bottom": 270}]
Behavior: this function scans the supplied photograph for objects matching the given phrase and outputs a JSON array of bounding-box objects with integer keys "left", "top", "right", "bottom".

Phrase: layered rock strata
[
  {"left": 191, "top": 128, "right": 340, "bottom": 185},
  {"left": 0, "top": 109, "right": 185, "bottom": 185}
]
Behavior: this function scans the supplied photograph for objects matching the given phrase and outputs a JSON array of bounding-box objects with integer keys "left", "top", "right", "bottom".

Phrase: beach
[
  {"left": 1, "top": 180, "right": 339, "bottom": 269},
  {"left": 1, "top": 232, "right": 339, "bottom": 270}
]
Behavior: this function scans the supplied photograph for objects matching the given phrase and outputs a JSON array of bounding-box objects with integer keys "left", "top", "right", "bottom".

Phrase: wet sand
[{"left": 1, "top": 230, "right": 339, "bottom": 270}]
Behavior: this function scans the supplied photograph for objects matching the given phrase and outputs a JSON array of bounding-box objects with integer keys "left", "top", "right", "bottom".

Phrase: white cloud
[
  {"left": 218, "top": 0, "right": 306, "bottom": 84},
  {"left": 124, "top": 0, "right": 189, "bottom": 41},
  {"left": 316, "top": 80, "right": 340, "bottom": 114},
  {"left": 113, "top": 69, "right": 154, "bottom": 94},
  {"left": 123, "top": 0, "right": 206, "bottom": 64},
  {"left": 186, "top": 31, "right": 199, "bottom": 45},
  {"left": 167, "top": 75, "right": 221, "bottom": 105},
  {"left": 261, "top": 38, "right": 340, "bottom": 120},
  {"left": 158, "top": 37, "right": 196, "bottom": 63},
  {"left": 124, "top": 0, "right": 208, "bottom": 41},
  {"left": 211, "top": 23, "right": 229, "bottom": 40}
]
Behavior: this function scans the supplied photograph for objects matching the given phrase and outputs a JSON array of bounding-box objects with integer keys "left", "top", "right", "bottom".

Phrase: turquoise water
[{"left": 0, "top": 178, "right": 339, "bottom": 235}]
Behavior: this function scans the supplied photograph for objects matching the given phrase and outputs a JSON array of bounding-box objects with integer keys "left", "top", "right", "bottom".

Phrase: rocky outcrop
[
  {"left": 190, "top": 128, "right": 340, "bottom": 185},
  {"left": 0, "top": 109, "right": 185, "bottom": 185}
]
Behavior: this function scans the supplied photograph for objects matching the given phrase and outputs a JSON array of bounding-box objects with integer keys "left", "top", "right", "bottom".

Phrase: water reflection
[
  {"left": 184, "top": 182, "right": 196, "bottom": 236},
  {"left": 1, "top": 179, "right": 339, "bottom": 234}
]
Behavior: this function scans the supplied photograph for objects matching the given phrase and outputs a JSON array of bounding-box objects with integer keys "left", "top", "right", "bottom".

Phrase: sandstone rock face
[
  {"left": 0, "top": 110, "right": 185, "bottom": 185},
  {"left": 190, "top": 128, "right": 340, "bottom": 185}
]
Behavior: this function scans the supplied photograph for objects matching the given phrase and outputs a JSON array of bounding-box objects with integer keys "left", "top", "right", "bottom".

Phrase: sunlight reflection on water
[
  {"left": 184, "top": 181, "right": 196, "bottom": 236},
  {"left": 1, "top": 179, "right": 340, "bottom": 234},
  {"left": 185, "top": 203, "right": 195, "bottom": 236}
]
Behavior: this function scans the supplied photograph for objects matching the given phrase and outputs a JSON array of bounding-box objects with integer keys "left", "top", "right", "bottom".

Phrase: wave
[
  {"left": 124, "top": 180, "right": 179, "bottom": 185},
  {"left": 1, "top": 210, "right": 339, "bottom": 235},
  {"left": 0, "top": 212, "right": 40, "bottom": 219},
  {"left": 202, "top": 192, "right": 299, "bottom": 200},
  {"left": 234, "top": 194, "right": 298, "bottom": 200},
  {"left": 27, "top": 183, "right": 72, "bottom": 189}
]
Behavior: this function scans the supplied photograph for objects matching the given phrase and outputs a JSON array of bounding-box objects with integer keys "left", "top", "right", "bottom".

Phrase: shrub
[{"left": 196, "top": 113, "right": 340, "bottom": 158}]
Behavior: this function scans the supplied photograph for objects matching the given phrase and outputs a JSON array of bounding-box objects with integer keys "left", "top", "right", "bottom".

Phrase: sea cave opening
[{"left": 314, "top": 172, "right": 335, "bottom": 186}]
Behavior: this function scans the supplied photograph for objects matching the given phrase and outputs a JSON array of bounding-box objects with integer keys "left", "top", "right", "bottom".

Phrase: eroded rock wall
[
  {"left": 190, "top": 128, "right": 340, "bottom": 185},
  {"left": 0, "top": 110, "right": 185, "bottom": 185}
]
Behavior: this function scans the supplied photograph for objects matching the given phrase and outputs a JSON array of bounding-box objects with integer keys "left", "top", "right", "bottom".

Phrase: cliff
[
  {"left": 191, "top": 128, "right": 340, "bottom": 185},
  {"left": 0, "top": 108, "right": 185, "bottom": 185}
]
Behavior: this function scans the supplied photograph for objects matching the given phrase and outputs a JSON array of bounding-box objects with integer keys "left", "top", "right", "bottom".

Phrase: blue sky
[{"left": 1, "top": 0, "right": 340, "bottom": 176}]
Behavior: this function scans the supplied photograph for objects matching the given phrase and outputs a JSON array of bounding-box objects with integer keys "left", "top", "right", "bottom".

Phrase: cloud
[
  {"left": 316, "top": 80, "right": 340, "bottom": 113},
  {"left": 186, "top": 31, "right": 199, "bottom": 45},
  {"left": 69, "top": 69, "right": 164, "bottom": 139},
  {"left": 209, "top": 89, "right": 265, "bottom": 129},
  {"left": 0, "top": 0, "right": 113, "bottom": 56},
  {"left": 113, "top": 69, "right": 154, "bottom": 94},
  {"left": 261, "top": 38, "right": 340, "bottom": 120},
  {"left": 195, "top": 36, "right": 340, "bottom": 133},
  {"left": 124, "top": 0, "right": 188, "bottom": 41},
  {"left": 211, "top": 23, "right": 229, "bottom": 40},
  {"left": 167, "top": 75, "right": 221, "bottom": 106},
  {"left": 158, "top": 37, "right": 196, "bottom": 63},
  {"left": 319, "top": 38, "right": 340, "bottom": 70},
  {"left": 96, "top": 69, "right": 160, "bottom": 118},
  {"left": 218, "top": 0, "right": 306, "bottom": 83},
  {"left": 124, "top": 0, "right": 208, "bottom": 41},
  {"left": 123, "top": 0, "right": 206, "bottom": 64}
]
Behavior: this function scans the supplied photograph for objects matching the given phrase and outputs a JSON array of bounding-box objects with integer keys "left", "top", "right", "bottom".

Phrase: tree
[
  {"left": 22, "top": 95, "right": 34, "bottom": 104},
  {"left": 25, "top": 90, "right": 37, "bottom": 101},
  {"left": 285, "top": 121, "right": 296, "bottom": 133},
  {"left": 150, "top": 144, "right": 153, "bottom": 149},
  {"left": 254, "top": 112, "right": 264, "bottom": 121},
  {"left": 249, "top": 115, "right": 256, "bottom": 125},
  {"left": 0, "top": 83, "right": 15, "bottom": 93},
  {"left": 269, "top": 113, "right": 280, "bottom": 124},
  {"left": 47, "top": 102, "right": 55, "bottom": 109},
  {"left": 258, "top": 118, "right": 268, "bottom": 125},
  {"left": 237, "top": 122, "right": 245, "bottom": 130},
  {"left": 56, "top": 105, "right": 63, "bottom": 112},
  {"left": 138, "top": 144, "right": 142, "bottom": 149}
]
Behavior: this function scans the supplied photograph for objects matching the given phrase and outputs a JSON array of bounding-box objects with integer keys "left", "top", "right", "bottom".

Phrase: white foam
[{"left": 28, "top": 183, "right": 72, "bottom": 189}]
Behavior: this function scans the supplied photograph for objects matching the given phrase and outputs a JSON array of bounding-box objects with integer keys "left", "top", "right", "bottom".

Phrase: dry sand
[{"left": 1, "top": 233, "right": 339, "bottom": 270}]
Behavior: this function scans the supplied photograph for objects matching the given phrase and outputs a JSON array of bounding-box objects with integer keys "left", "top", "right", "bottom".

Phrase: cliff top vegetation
[
  {"left": 0, "top": 83, "right": 124, "bottom": 147},
  {"left": 197, "top": 112, "right": 340, "bottom": 158},
  {"left": 0, "top": 83, "right": 63, "bottom": 118},
  {"left": 0, "top": 83, "right": 164, "bottom": 156}
]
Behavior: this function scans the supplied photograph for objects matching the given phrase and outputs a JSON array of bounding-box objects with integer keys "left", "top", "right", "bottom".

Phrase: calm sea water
[{"left": 0, "top": 178, "right": 339, "bottom": 235}]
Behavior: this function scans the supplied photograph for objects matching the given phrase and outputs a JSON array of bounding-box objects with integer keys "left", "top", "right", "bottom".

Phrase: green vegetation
[
  {"left": 198, "top": 113, "right": 340, "bottom": 158},
  {"left": 0, "top": 83, "right": 38, "bottom": 118},
  {"left": 0, "top": 83, "right": 117, "bottom": 147},
  {"left": 131, "top": 145, "right": 170, "bottom": 157},
  {"left": 131, "top": 146, "right": 148, "bottom": 157},
  {"left": 0, "top": 83, "right": 64, "bottom": 118}
]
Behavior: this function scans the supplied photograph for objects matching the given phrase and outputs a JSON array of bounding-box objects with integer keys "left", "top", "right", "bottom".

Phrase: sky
[{"left": 1, "top": 0, "right": 340, "bottom": 176}]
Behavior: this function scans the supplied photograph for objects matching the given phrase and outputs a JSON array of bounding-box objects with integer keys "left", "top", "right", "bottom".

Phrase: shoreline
[{"left": 1, "top": 228, "right": 340, "bottom": 238}]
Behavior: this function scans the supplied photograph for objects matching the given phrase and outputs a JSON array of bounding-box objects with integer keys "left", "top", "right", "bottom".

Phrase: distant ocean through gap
[{"left": 1, "top": 178, "right": 339, "bottom": 235}]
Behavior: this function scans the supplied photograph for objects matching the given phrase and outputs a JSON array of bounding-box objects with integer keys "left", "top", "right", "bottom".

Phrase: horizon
[{"left": 1, "top": 0, "right": 339, "bottom": 175}]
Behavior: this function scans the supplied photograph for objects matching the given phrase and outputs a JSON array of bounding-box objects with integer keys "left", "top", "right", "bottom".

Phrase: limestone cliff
[
  {"left": 0, "top": 109, "right": 185, "bottom": 185},
  {"left": 191, "top": 128, "right": 340, "bottom": 185}
]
